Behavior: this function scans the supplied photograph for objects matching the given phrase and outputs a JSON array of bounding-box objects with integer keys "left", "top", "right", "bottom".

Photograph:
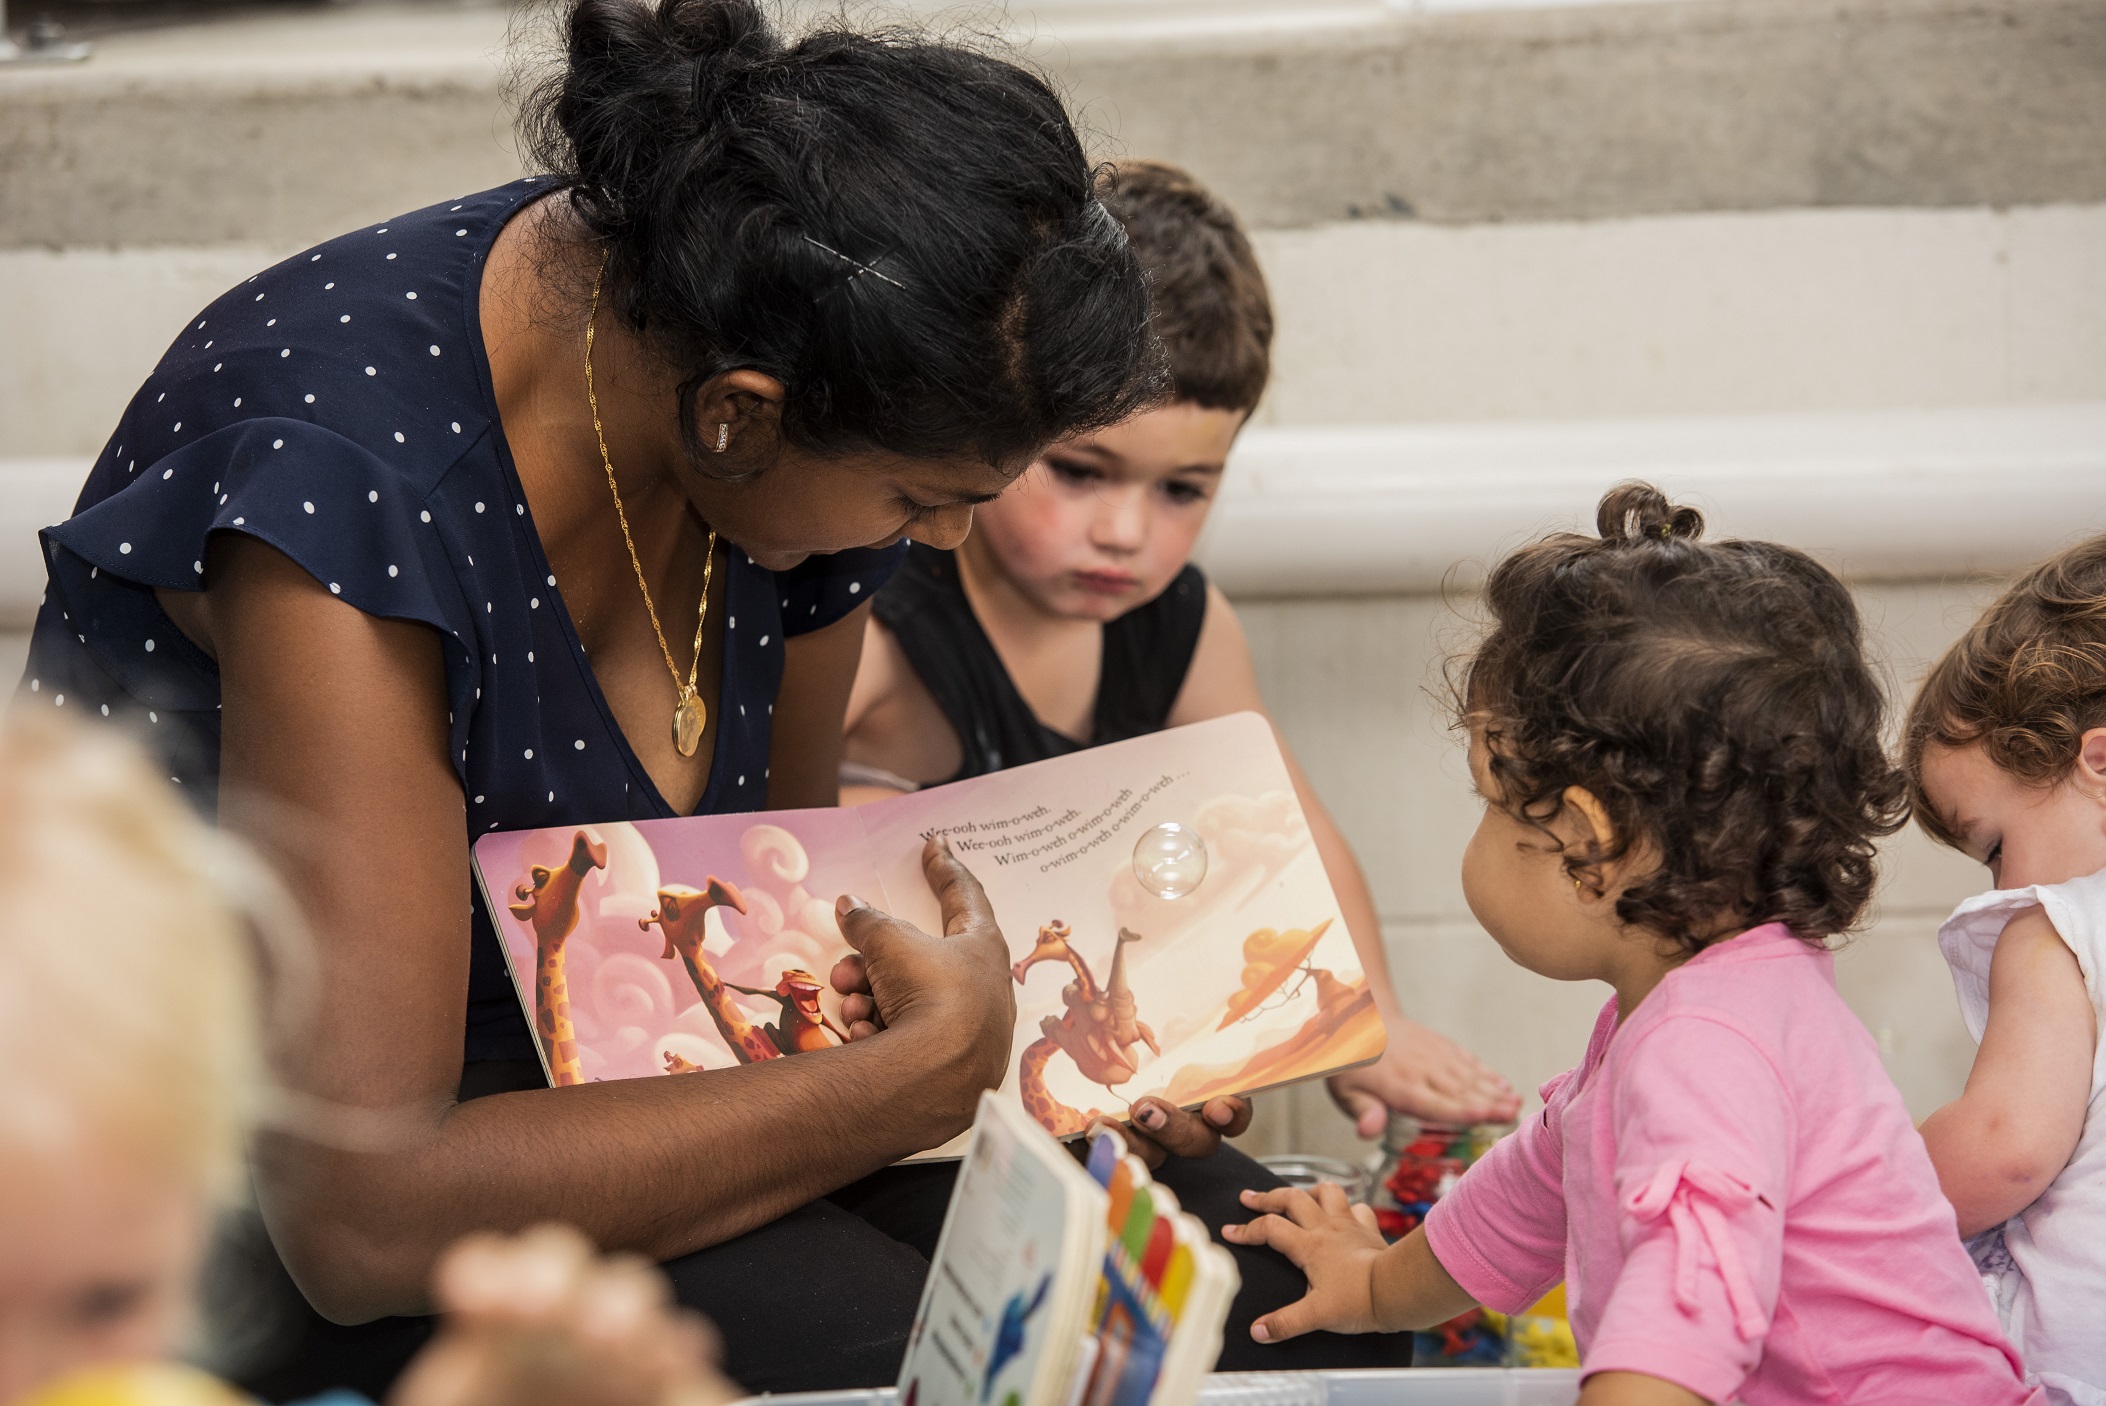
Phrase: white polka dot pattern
[{"left": 26, "top": 180, "right": 910, "bottom": 1064}]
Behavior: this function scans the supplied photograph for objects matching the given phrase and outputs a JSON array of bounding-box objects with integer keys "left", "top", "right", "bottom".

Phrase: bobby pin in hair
[{"left": 804, "top": 236, "right": 908, "bottom": 292}]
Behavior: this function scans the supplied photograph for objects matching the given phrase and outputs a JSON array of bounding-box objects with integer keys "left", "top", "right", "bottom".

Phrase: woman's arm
[
  {"left": 210, "top": 537, "right": 1015, "bottom": 1323},
  {"left": 1919, "top": 905, "right": 2095, "bottom": 1236},
  {"left": 1167, "top": 584, "right": 1517, "bottom": 1126}
]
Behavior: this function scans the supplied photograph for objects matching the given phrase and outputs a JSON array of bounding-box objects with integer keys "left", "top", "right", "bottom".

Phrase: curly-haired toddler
[
  {"left": 1907, "top": 536, "right": 2106, "bottom": 1406},
  {"left": 1223, "top": 484, "right": 2036, "bottom": 1405}
]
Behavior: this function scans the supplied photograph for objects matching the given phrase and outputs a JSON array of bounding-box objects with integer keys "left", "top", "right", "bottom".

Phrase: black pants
[{"left": 231, "top": 1097, "right": 1407, "bottom": 1398}]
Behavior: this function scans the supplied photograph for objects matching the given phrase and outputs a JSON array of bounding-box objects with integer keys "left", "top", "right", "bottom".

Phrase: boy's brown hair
[
  {"left": 1102, "top": 160, "right": 1273, "bottom": 413},
  {"left": 1456, "top": 482, "right": 1907, "bottom": 952},
  {"left": 1904, "top": 535, "right": 2106, "bottom": 847}
]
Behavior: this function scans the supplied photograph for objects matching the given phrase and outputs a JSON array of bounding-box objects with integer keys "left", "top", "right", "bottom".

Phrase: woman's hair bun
[
  {"left": 519, "top": 0, "right": 1162, "bottom": 470},
  {"left": 1596, "top": 481, "right": 1704, "bottom": 546}
]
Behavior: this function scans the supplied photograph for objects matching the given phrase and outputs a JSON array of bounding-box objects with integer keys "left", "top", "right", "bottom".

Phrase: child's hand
[
  {"left": 1328, "top": 1018, "right": 1520, "bottom": 1132},
  {"left": 1220, "top": 1184, "right": 1389, "bottom": 1341},
  {"left": 388, "top": 1225, "right": 739, "bottom": 1406}
]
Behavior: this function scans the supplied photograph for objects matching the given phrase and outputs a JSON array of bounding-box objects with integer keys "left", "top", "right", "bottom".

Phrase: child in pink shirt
[{"left": 1224, "top": 483, "right": 2036, "bottom": 1405}]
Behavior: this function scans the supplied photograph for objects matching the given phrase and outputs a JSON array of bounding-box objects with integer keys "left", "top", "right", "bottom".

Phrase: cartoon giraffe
[
  {"left": 1016, "top": 1037, "right": 1105, "bottom": 1137},
  {"left": 641, "top": 878, "right": 781, "bottom": 1066},
  {"left": 1014, "top": 922, "right": 1160, "bottom": 1085},
  {"left": 507, "top": 828, "right": 608, "bottom": 1086},
  {"left": 1012, "top": 921, "right": 1159, "bottom": 1136}
]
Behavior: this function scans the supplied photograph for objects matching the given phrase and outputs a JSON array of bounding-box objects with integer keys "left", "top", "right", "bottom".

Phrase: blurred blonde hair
[{"left": 0, "top": 709, "right": 275, "bottom": 1199}]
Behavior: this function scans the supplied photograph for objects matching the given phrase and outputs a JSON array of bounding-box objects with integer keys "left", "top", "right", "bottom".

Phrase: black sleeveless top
[{"left": 873, "top": 544, "right": 1207, "bottom": 781}]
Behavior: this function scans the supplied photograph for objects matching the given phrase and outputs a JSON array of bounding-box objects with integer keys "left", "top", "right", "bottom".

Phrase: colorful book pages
[
  {"left": 1077, "top": 1130, "right": 1239, "bottom": 1406},
  {"left": 898, "top": 1093, "right": 1110, "bottom": 1406},
  {"left": 470, "top": 713, "right": 1383, "bottom": 1159}
]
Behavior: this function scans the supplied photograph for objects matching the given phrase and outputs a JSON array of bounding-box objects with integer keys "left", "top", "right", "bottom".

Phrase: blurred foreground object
[
  {"left": 21, "top": 1366, "right": 247, "bottom": 1406},
  {"left": 389, "top": 1226, "right": 740, "bottom": 1406},
  {"left": 0, "top": 709, "right": 265, "bottom": 1403}
]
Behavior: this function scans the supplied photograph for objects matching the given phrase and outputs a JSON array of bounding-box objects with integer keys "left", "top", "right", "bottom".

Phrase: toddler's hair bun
[{"left": 1597, "top": 481, "right": 1704, "bottom": 546}]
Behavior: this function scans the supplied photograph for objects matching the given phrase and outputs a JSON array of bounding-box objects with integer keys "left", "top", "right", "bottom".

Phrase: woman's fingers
[
  {"left": 829, "top": 952, "right": 869, "bottom": 997},
  {"left": 921, "top": 837, "right": 1002, "bottom": 949},
  {"left": 1127, "top": 1098, "right": 1221, "bottom": 1161},
  {"left": 824, "top": 846, "right": 1016, "bottom": 1100},
  {"left": 1205, "top": 1096, "right": 1253, "bottom": 1137},
  {"left": 827, "top": 954, "right": 880, "bottom": 1036}
]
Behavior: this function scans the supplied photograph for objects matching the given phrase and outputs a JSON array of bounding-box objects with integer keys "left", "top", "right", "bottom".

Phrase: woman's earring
[{"left": 714, "top": 423, "right": 729, "bottom": 453}]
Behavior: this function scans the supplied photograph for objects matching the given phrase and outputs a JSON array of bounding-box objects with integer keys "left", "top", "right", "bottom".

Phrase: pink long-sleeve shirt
[{"left": 1423, "top": 923, "right": 2038, "bottom": 1404}]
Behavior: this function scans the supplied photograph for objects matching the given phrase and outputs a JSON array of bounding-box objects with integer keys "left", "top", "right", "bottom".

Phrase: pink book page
[
  {"left": 473, "top": 806, "right": 885, "bottom": 1084},
  {"left": 471, "top": 712, "right": 1384, "bottom": 1157}
]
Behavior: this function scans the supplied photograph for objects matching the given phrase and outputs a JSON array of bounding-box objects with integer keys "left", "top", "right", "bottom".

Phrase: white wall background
[{"left": 5, "top": 0, "right": 2103, "bottom": 1161}]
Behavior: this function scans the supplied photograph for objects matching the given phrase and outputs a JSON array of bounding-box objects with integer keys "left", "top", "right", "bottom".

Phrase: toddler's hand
[
  {"left": 388, "top": 1225, "right": 739, "bottom": 1406},
  {"left": 1327, "top": 1019, "right": 1519, "bottom": 1133},
  {"left": 1220, "top": 1183, "right": 1389, "bottom": 1342}
]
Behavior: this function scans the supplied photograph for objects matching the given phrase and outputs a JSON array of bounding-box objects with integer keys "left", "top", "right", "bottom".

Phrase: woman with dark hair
[{"left": 19, "top": 0, "right": 1401, "bottom": 1394}]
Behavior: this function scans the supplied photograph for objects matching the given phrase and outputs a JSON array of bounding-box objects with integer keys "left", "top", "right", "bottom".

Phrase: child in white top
[
  {"left": 1908, "top": 534, "right": 2106, "bottom": 1405},
  {"left": 0, "top": 710, "right": 734, "bottom": 1406}
]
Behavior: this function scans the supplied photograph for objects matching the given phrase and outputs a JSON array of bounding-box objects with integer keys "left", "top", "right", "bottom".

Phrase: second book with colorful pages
[
  {"left": 897, "top": 1098, "right": 1239, "bottom": 1406},
  {"left": 470, "top": 711, "right": 1385, "bottom": 1158}
]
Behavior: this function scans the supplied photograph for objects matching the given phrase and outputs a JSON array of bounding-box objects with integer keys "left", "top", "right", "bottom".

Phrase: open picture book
[
  {"left": 898, "top": 1092, "right": 1239, "bottom": 1406},
  {"left": 471, "top": 711, "right": 1385, "bottom": 1159}
]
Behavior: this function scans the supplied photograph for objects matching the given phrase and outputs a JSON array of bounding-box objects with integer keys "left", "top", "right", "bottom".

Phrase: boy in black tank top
[{"left": 844, "top": 162, "right": 1517, "bottom": 1132}]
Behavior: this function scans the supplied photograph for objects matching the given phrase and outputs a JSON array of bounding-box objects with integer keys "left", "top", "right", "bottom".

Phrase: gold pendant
[{"left": 672, "top": 692, "right": 706, "bottom": 758}]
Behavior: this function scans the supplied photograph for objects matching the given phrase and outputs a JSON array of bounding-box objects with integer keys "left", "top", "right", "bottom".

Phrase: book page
[
  {"left": 861, "top": 713, "right": 1379, "bottom": 1156},
  {"left": 472, "top": 713, "right": 1381, "bottom": 1144},
  {"left": 474, "top": 805, "right": 887, "bottom": 1083}
]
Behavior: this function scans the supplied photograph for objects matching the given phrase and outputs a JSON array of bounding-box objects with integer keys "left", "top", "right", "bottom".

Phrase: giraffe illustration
[
  {"left": 641, "top": 878, "right": 782, "bottom": 1066},
  {"left": 1016, "top": 1036, "right": 1106, "bottom": 1137},
  {"left": 507, "top": 828, "right": 608, "bottom": 1086},
  {"left": 1012, "top": 921, "right": 1160, "bottom": 1136}
]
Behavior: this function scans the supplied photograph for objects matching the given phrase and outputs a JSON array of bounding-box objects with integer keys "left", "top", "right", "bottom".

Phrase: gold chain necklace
[{"left": 586, "top": 259, "right": 717, "bottom": 759}]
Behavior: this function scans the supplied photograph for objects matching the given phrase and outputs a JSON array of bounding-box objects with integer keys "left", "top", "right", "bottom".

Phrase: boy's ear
[{"left": 2078, "top": 728, "right": 2106, "bottom": 789}]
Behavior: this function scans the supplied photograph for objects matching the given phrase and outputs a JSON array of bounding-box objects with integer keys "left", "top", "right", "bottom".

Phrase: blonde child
[
  {"left": 843, "top": 159, "right": 1516, "bottom": 1130},
  {"left": 0, "top": 711, "right": 734, "bottom": 1406},
  {"left": 1906, "top": 536, "right": 2106, "bottom": 1405},
  {"left": 1223, "top": 485, "right": 2037, "bottom": 1405}
]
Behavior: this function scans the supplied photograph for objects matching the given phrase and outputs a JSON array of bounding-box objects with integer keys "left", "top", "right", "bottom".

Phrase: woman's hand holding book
[{"left": 829, "top": 838, "right": 1019, "bottom": 1136}]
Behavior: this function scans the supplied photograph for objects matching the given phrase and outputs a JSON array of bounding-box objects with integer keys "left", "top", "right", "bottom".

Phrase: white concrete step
[
  {"left": 5, "top": 401, "right": 2096, "bottom": 624},
  {"left": 5, "top": 0, "right": 2100, "bottom": 248},
  {"left": 1201, "top": 402, "right": 2106, "bottom": 595}
]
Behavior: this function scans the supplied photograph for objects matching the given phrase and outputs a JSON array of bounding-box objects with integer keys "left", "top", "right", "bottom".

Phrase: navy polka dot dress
[{"left": 23, "top": 181, "right": 906, "bottom": 1065}]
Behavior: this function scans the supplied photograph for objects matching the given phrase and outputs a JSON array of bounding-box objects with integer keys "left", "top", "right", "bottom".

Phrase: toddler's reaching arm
[
  {"left": 1223, "top": 1188, "right": 1706, "bottom": 1406},
  {"left": 1919, "top": 906, "right": 2095, "bottom": 1237},
  {"left": 1220, "top": 1184, "right": 1475, "bottom": 1339}
]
